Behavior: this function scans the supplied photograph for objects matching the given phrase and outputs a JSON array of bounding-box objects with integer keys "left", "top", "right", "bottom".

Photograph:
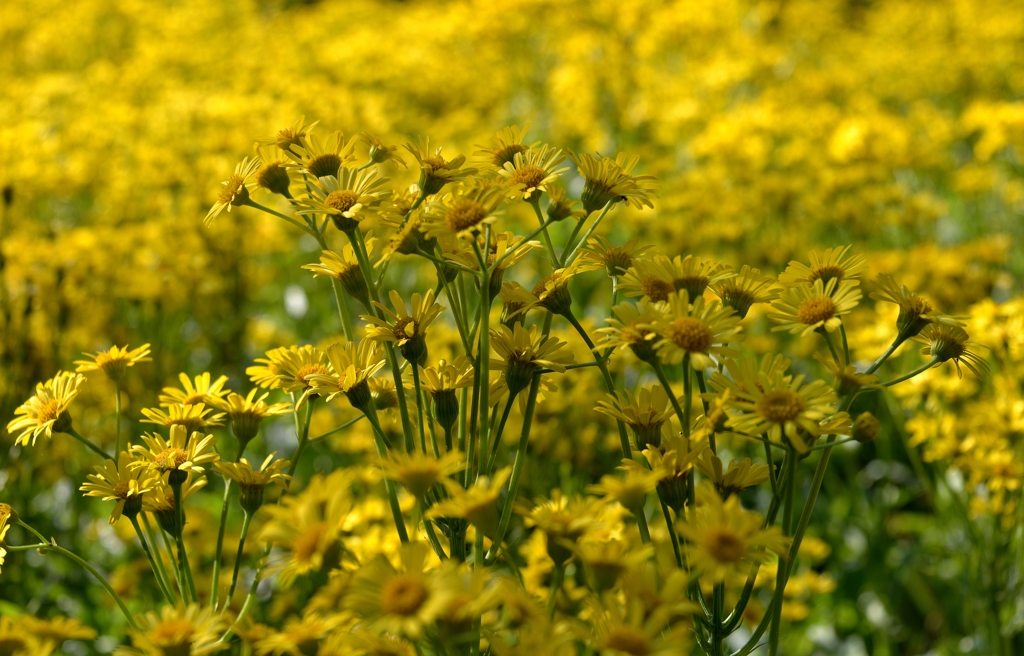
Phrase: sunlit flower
[
  {"left": 377, "top": 450, "right": 465, "bottom": 498},
  {"left": 589, "top": 595, "right": 693, "bottom": 655},
  {"left": 120, "top": 604, "right": 228, "bottom": 656},
  {"left": 696, "top": 450, "right": 770, "bottom": 499},
  {"left": 474, "top": 125, "right": 538, "bottom": 169},
  {"left": 304, "top": 339, "right": 388, "bottom": 409},
  {"left": 421, "top": 184, "right": 506, "bottom": 241},
  {"left": 769, "top": 278, "right": 862, "bottom": 336},
  {"left": 871, "top": 274, "right": 964, "bottom": 339},
  {"left": 294, "top": 167, "right": 393, "bottom": 233},
  {"left": 211, "top": 389, "right": 292, "bottom": 445},
  {"left": 530, "top": 258, "right": 584, "bottom": 316},
  {"left": 159, "top": 372, "right": 231, "bottom": 408},
  {"left": 247, "top": 345, "right": 331, "bottom": 393},
  {"left": 498, "top": 145, "right": 569, "bottom": 202},
  {"left": 710, "top": 264, "right": 780, "bottom": 319},
  {"left": 596, "top": 300, "right": 668, "bottom": 363},
  {"left": 361, "top": 132, "right": 407, "bottom": 167},
  {"left": 579, "top": 235, "right": 656, "bottom": 278},
  {"left": 778, "top": 244, "right": 867, "bottom": 288},
  {"left": 569, "top": 152, "right": 658, "bottom": 215},
  {"left": 143, "top": 474, "right": 207, "bottom": 534},
  {"left": 80, "top": 451, "right": 156, "bottom": 525},
  {"left": 489, "top": 324, "right": 575, "bottom": 398},
  {"left": 914, "top": 324, "right": 989, "bottom": 379},
  {"left": 596, "top": 385, "right": 675, "bottom": 451},
  {"left": 257, "top": 116, "right": 319, "bottom": 155},
  {"left": 626, "top": 432, "right": 705, "bottom": 512},
  {"left": 302, "top": 235, "right": 378, "bottom": 307},
  {"left": 618, "top": 258, "right": 676, "bottom": 303},
  {"left": 522, "top": 493, "right": 603, "bottom": 566},
  {"left": 75, "top": 343, "right": 151, "bottom": 382},
  {"left": 647, "top": 291, "right": 743, "bottom": 369},
  {"left": 427, "top": 467, "right": 512, "bottom": 539},
  {"left": 290, "top": 130, "right": 358, "bottom": 179},
  {"left": 141, "top": 403, "right": 225, "bottom": 432},
  {"left": 420, "top": 357, "right": 474, "bottom": 434},
  {"left": 6, "top": 371, "right": 84, "bottom": 446},
  {"left": 214, "top": 453, "right": 291, "bottom": 512},
  {"left": 132, "top": 425, "right": 220, "bottom": 479},
  {"left": 654, "top": 254, "right": 734, "bottom": 300},
  {"left": 404, "top": 137, "right": 477, "bottom": 196},
  {"left": 545, "top": 183, "right": 587, "bottom": 223},
  {"left": 362, "top": 289, "right": 444, "bottom": 365},
  {"left": 204, "top": 157, "right": 262, "bottom": 226}
]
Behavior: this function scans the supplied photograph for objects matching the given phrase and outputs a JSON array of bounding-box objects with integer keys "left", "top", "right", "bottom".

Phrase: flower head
[
  {"left": 587, "top": 468, "right": 659, "bottom": 514},
  {"left": 769, "top": 278, "right": 862, "bottom": 336},
  {"left": 420, "top": 357, "right": 474, "bottom": 433},
  {"left": 302, "top": 235, "right": 378, "bottom": 307},
  {"left": 489, "top": 324, "right": 575, "bottom": 398},
  {"left": 914, "top": 324, "right": 989, "bottom": 378},
  {"left": 253, "top": 145, "right": 296, "bottom": 197},
  {"left": 360, "top": 132, "right": 407, "bottom": 167},
  {"left": 647, "top": 291, "right": 743, "bottom": 370},
  {"left": 159, "top": 372, "right": 231, "bottom": 408},
  {"left": 362, "top": 288, "right": 444, "bottom": 365},
  {"left": 247, "top": 345, "right": 331, "bottom": 393},
  {"left": 596, "top": 300, "right": 668, "bottom": 364},
  {"left": 628, "top": 432, "right": 705, "bottom": 512},
  {"left": 545, "top": 183, "right": 586, "bottom": 222},
  {"left": 80, "top": 451, "right": 156, "bottom": 524},
  {"left": 404, "top": 137, "right": 477, "bottom": 196},
  {"left": 498, "top": 145, "right": 569, "bottom": 202},
  {"left": 579, "top": 235, "right": 655, "bottom": 278},
  {"left": 596, "top": 385, "right": 675, "bottom": 451},
  {"left": 132, "top": 425, "right": 220, "bottom": 481},
  {"left": 75, "top": 343, "right": 151, "bottom": 382},
  {"left": 141, "top": 403, "right": 225, "bottom": 432},
  {"left": 7, "top": 371, "right": 84, "bottom": 446},
  {"left": 696, "top": 451, "right": 770, "bottom": 499},
  {"left": 427, "top": 467, "right": 512, "bottom": 539},
  {"left": 871, "top": 274, "right": 964, "bottom": 340},
  {"left": 123, "top": 604, "right": 228, "bottom": 656},
  {"left": 474, "top": 125, "right": 538, "bottom": 170},
  {"left": 569, "top": 152, "right": 657, "bottom": 215},
  {"left": 710, "top": 264, "right": 780, "bottom": 319},
  {"left": 377, "top": 450, "right": 465, "bottom": 498},
  {"left": 204, "top": 157, "right": 261, "bottom": 226},
  {"left": 294, "top": 167, "right": 393, "bottom": 233},
  {"left": 421, "top": 184, "right": 506, "bottom": 241},
  {"left": 304, "top": 340, "right": 388, "bottom": 410},
  {"left": 619, "top": 258, "right": 676, "bottom": 303},
  {"left": 214, "top": 453, "right": 291, "bottom": 513},
  {"left": 530, "top": 258, "right": 584, "bottom": 316},
  {"left": 778, "top": 245, "right": 867, "bottom": 287},
  {"left": 212, "top": 389, "right": 292, "bottom": 445},
  {"left": 289, "top": 130, "right": 358, "bottom": 179},
  {"left": 257, "top": 116, "right": 319, "bottom": 154}
]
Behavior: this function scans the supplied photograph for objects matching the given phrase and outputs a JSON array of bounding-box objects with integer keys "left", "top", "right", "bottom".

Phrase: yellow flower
[
  {"left": 871, "top": 274, "right": 964, "bottom": 339},
  {"left": 618, "top": 258, "right": 676, "bottom": 303},
  {"left": 121, "top": 604, "right": 228, "bottom": 656},
  {"left": 446, "top": 231, "right": 543, "bottom": 300},
  {"left": 289, "top": 129, "right": 358, "bottom": 179},
  {"left": 778, "top": 244, "right": 868, "bottom": 287},
  {"left": 252, "top": 145, "right": 296, "bottom": 198},
  {"left": 301, "top": 235, "right": 379, "bottom": 307},
  {"left": 569, "top": 151, "right": 658, "bottom": 215},
  {"left": 214, "top": 453, "right": 291, "bottom": 512},
  {"left": 522, "top": 493, "right": 603, "bottom": 566},
  {"left": 624, "top": 432, "right": 705, "bottom": 512},
  {"left": 404, "top": 137, "right": 477, "bottom": 196},
  {"left": 652, "top": 254, "right": 735, "bottom": 301},
  {"left": 143, "top": 474, "right": 207, "bottom": 534},
  {"left": 75, "top": 343, "right": 151, "bottom": 382},
  {"left": 530, "top": 257, "right": 584, "bottom": 316},
  {"left": 545, "top": 183, "right": 586, "bottom": 223},
  {"left": 255, "top": 614, "right": 349, "bottom": 656},
  {"left": 345, "top": 544, "right": 451, "bottom": 638},
  {"left": 80, "top": 451, "right": 156, "bottom": 525},
  {"left": 246, "top": 345, "right": 331, "bottom": 393},
  {"left": 211, "top": 389, "right": 292, "bottom": 445},
  {"left": 420, "top": 357, "right": 474, "bottom": 435},
  {"left": 132, "top": 425, "right": 220, "bottom": 479},
  {"left": 301, "top": 340, "right": 387, "bottom": 411},
  {"left": 575, "top": 539, "right": 652, "bottom": 593},
  {"left": 141, "top": 403, "right": 225, "bottom": 432},
  {"left": 718, "top": 358, "right": 847, "bottom": 453},
  {"left": 377, "top": 450, "right": 465, "bottom": 498},
  {"left": 710, "top": 264, "right": 780, "bottom": 319},
  {"left": 489, "top": 324, "right": 575, "bottom": 398},
  {"left": 427, "top": 467, "right": 512, "bottom": 539},
  {"left": 587, "top": 468, "right": 659, "bottom": 514},
  {"left": 0, "top": 616, "right": 45, "bottom": 655},
  {"left": 6, "top": 371, "right": 84, "bottom": 446},
  {"left": 421, "top": 184, "right": 506, "bottom": 241},
  {"left": 677, "top": 483, "right": 789, "bottom": 583},
  {"left": 814, "top": 354, "right": 881, "bottom": 396},
  {"left": 589, "top": 595, "right": 693, "bottom": 655},
  {"left": 360, "top": 132, "right": 407, "bottom": 167},
  {"left": 20, "top": 615, "right": 98, "bottom": 645},
  {"left": 497, "top": 145, "right": 569, "bottom": 202},
  {"left": 257, "top": 116, "right": 319, "bottom": 155},
  {"left": 159, "top": 372, "right": 231, "bottom": 408},
  {"left": 474, "top": 125, "right": 538, "bottom": 170},
  {"left": 362, "top": 288, "right": 445, "bottom": 365},
  {"left": 596, "top": 300, "right": 668, "bottom": 364},
  {"left": 769, "top": 278, "right": 862, "bottom": 336},
  {"left": 647, "top": 291, "right": 743, "bottom": 369},
  {"left": 596, "top": 385, "right": 675, "bottom": 451},
  {"left": 914, "top": 324, "right": 989, "bottom": 379},
  {"left": 204, "top": 156, "right": 262, "bottom": 226},
  {"left": 293, "top": 166, "right": 393, "bottom": 233},
  {"left": 579, "top": 235, "right": 656, "bottom": 278},
  {"left": 696, "top": 450, "right": 771, "bottom": 499}
]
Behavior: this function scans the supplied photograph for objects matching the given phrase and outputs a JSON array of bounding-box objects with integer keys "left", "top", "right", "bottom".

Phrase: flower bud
[{"left": 853, "top": 412, "right": 881, "bottom": 443}]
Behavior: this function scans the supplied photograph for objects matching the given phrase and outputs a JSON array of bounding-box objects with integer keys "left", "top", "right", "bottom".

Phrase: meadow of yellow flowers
[{"left": 1, "top": 0, "right": 1023, "bottom": 654}]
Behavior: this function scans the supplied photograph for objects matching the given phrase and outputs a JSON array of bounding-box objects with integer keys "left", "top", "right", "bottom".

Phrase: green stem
[
  {"left": 661, "top": 500, "right": 684, "bottom": 568},
  {"left": 364, "top": 404, "right": 410, "bottom": 543},
  {"left": 211, "top": 443, "right": 244, "bottom": 609},
  {"left": 129, "top": 515, "right": 174, "bottom": 605},
  {"left": 114, "top": 380, "right": 123, "bottom": 457},
  {"left": 695, "top": 370, "right": 714, "bottom": 453},
  {"left": 66, "top": 427, "right": 113, "bottom": 461},
  {"left": 821, "top": 329, "right": 843, "bottom": 367},
  {"left": 563, "top": 201, "right": 612, "bottom": 265},
  {"left": 170, "top": 480, "right": 198, "bottom": 603},
  {"left": 328, "top": 278, "right": 356, "bottom": 342},
  {"left": 412, "top": 365, "right": 428, "bottom": 454},
  {"left": 866, "top": 336, "right": 907, "bottom": 375},
  {"left": 882, "top": 358, "right": 939, "bottom": 387},
  {"left": 472, "top": 238, "right": 492, "bottom": 485},
  {"left": 712, "top": 581, "right": 726, "bottom": 656},
  {"left": 547, "top": 564, "right": 565, "bottom": 620},
  {"left": 142, "top": 512, "right": 179, "bottom": 602},
  {"left": 224, "top": 511, "right": 253, "bottom": 608},
  {"left": 839, "top": 321, "right": 851, "bottom": 366},
  {"left": 652, "top": 360, "right": 690, "bottom": 450},
  {"left": 19, "top": 522, "right": 139, "bottom": 630},
  {"left": 420, "top": 498, "right": 448, "bottom": 561},
  {"left": 529, "top": 198, "right": 559, "bottom": 267},
  {"left": 245, "top": 200, "right": 315, "bottom": 234},
  {"left": 484, "top": 396, "right": 515, "bottom": 476},
  {"left": 767, "top": 447, "right": 798, "bottom": 656},
  {"left": 309, "top": 413, "right": 364, "bottom": 442},
  {"left": 149, "top": 512, "right": 183, "bottom": 597},
  {"left": 286, "top": 400, "right": 316, "bottom": 479}
]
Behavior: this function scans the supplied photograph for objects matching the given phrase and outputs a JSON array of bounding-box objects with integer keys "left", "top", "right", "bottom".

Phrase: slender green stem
[
  {"left": 309, "top": 413, "right": 364, "bottom": 442},
  {"left": 661, "top": 500, "right": 684, "bottom": 568},
  {"left": 529, "top": 198, "right": 559, "bottom": 267},
  {"left": 763, "top": 440, "right": 778, "bottom": 496},
  {"left": 695, "top": 370, "right": 714, "bottom": 453},
  {"left": 807, "top": 436, "right": 855, "bottom": 451},
  {"left": 211, "top": 442, "right": 244, "bottom": 609},
  {"left": 328, "top": 278, "right": 356, "bottom": 342},
  {"left": 412, "top": 365, "right": 428, "bottom": 454},
  {"left": 723, "top": 485, "right": 784, "bottom": 633},
  {"left": 364, "top": 404, "right": 410, "bottom": 543},
  {"left": 286, "top": 400, "right": 316, "bottom": 480},
  {"left": 19, "top": 522, "right": 139, "bottom": 629},
  {"left": 420, "top": 498, "right": 448, "bottom": 561},
  {"left": 492, "top": 219, "right": 558, "bottom": 271},
  {"left": 114, "top": 380, "right": 123, "bottom": 457},
  {"left": 150, "top": 513, "right": 183, "bottom": 597},
  {"left": 558, "top": 219, "right": 587, "bottom": 266},
  {"left": 66, "top": 427, "right": 114, "bottom": 461},
  {"left": 143, "top": 512, "right": 179, "bottom": 602},
  {"left": 170, "top": 481, "right": 198, "bottom": 603},
  {"left": 245, "top": 200, "right": 314, "bottom": 234},
  {"left": 866, "top": 336, "right": 907, "bottom": 374},
  {"left": 129, "top": 515, "right": 174, "bottom": 604},
  {"left": 224, "top": 511, "right": 253, "bottom": 608},
  {"left": 712, "top": 581, "right": 726, "bottom": 656},
  {"left": 838, "top": 321, "right": 851, "bottom": 366},
  {"left": 547, "top": 564, "right": 565, "bottom": 620},
  {"left": 821, "top": 329, "right": 843, "bottom": 367},
  {"left": 563, "top": 201, "right": 612, "bottom": 264},
  {"left": 472, "top": 238, "right": 493, "bottom": 485},
  {"left": 484, "top": 396, "right": 515, "bottom": 476},
  {"left": 882, "top": 358, "right": 939, "bottom": 387},
  {"left": 218, "top": 561, "right": 264, "bottom": 644},
  {"left": 652, "top": 360, "right": 689, "bottom": 450},
  {"left": 768, "top": 447, "right": 798, "bottom": 656}
]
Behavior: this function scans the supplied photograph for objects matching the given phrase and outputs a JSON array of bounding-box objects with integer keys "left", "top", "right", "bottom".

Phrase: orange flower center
[
  {"left": 325, "top": 190, "right": 360, "bottom": 213},
  {"left": 509, "top": 164, "right": 548, "bottom": 190},
  {"left": 755, "top": 389, "right": 804, "bottom": 423},
  {"left": 640, "top": 277, "right": 674, "bottom": 302},
  {"left": 295, "top": 363, "right": 331, "bottom": 387},
  {"left": 797, "top": 296, "right": 837, "bottom": 325},
  {"left": 703, "top": 527, "right": 746, "bottom": 563},
  {"left": 445, "top": 200, "right": 488, "bottom": 232},
  {"left": 381, "top": 574, "right": 430, "bottom": 616},
  {"left": 667, "top": 317, "right": 713, "bottom": 353},
  {"left": 216, "top": 175, "right": 245, "bottom": 204},
  {"left": 38, "top": 398, "right": 62, "bottom": 424}
]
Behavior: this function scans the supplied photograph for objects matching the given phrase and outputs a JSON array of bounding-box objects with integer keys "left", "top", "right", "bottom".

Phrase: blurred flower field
[{"left": 1, "top": 0, "right": 1024, "bottom": 654}]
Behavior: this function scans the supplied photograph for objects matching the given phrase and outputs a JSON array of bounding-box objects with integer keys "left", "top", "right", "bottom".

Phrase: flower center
[
  {"left": 381, "top": 574, "right": 429, "bottom": 616},
  {"left": 217, "top": 175, "right": 245, "bottom": 204},
  {"left": 276, "top": 128, "right": 303, "bottom": 151},
  {"left": 393, "top": 317, "right": 419, "bottom": 340},
  {"left": 797, "top": 297, "right": 837, "bottom": 325},
  {"left": 602, "top": 247, "right": 633, "bottom": 277},
  {"left": 703, "top": 527, "right": 746, "bottom": 563},
  {"left": 493, "top": 144, "right": 527, "bottom": 168},
  {"left": 674, "top": 275, "right": 710, "bottom": 299},
  {"left": 293, "top": 522, "right": 329, "bottom": 563},
  {"left": 509, "top": 164, "right": 548, "bottom": 190},
  {"left": 667, "top": 317, "right": 714, "bottom": 353},
  {"left": 38, "top": 398, "right": 61, "bottom": 424},
  {"left": 307, "top": 153, "right": 342, "bottom": 179},
  {"left": 603, "top": 627, "right": 653, "bottom": 656},
  {"left": 445, "top": 200, "right": 488, "bottom": 232},
  {"left": 755, "top": 390, "right": 804, "bottom": 423},
  {"left": 112, "top": 481, "right": 131, "bottom": 499},
  {"left": 640, "top": 277, "right": 674, "bottom": 302},
  {"left": 809, "top": 264, "right": 846, "bottom": 284},
  {"left": 157, "top": 448, "right": 189, "bottom": 469},
  {"left": 325, "top": 190, "right": 360, "bottom": 213},
  {"left": 295, "top": 363, "right": 331, "bottom": 387},
  {"left": 423, "top": 155, "right": 450, "bottom": 171},
  {"left": 906, "top": 295, "right": 932, "bottom": 316},
  {"left": 151, "top": 618, "right": 195, "bottom": 646}
]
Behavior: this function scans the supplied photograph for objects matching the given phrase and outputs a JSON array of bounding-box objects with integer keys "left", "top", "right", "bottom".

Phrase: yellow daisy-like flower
[
  {"left": 404, "top": 137, "right": 477, "bottom": 196},
  {"left": 625, "top": 432, "right": 705, "bottom": 512},
  {"left": 871, "top": 274, "right": 964, "bottom": 339},
  {"left": 427, "top": 467, "right": 512, "bottom": 539},
  {"left": 255, "top": 613, "right": 349, "bottom": 656},
  {"left": 120, "top": 604, "right": 228, "bottom": 656},
  {"left": 0, "top": 616, "right": 45, "bottom": 656},
  {"left": 546, "top": 183, "right": 587, "bottom": 223},
  {"left": 213, "top": 453, "right": 291, "bottom": 513},
  {"left": 595, "top": 300, "right": 669, "bottom": 364},
  {"left": 6, "top": 371, "right": 84, "bottom": 446},
  {"left": 647, "top": 291, "right": 743, "bottom": 370},
  {"left": 80, "top": 451, "right": 156, "bottom": 525},
  {"left": 293, "top": 167, "right": 393, "bottom": 233},
  {"left": 710, "top": 264, "right": 780, "bottom": 319},
  {"left": 569, "top": 151, "right": 658, "bottom": 215},
  {"left": 654, "top": 254, "right": 735, "bottom": 301},
  {"left": 446, "top": 231, "right": 543, "bottom": 300},
  {"left": 595, "top": 385, "right": 675, "bottom": 451},
  {"left": 618, "top": 258, "right": 676, "bottom": 303},
  {"left": 777, "top": 244, "right": 868, "bottom": 288},
  {"left": 257, "top": 116, "right": 320, "bottom": 155},
  {"left": 75, "top": 343, "right": 151, "bottom": 382},
  {"left": 696, "top": 450, "right": 771, "bottom": 499},
  {"left": 159, "top": 372, "right": 231, "bottom": 408},
  {"left": 575, "top": 539, "right": 652, "bottom": 593},
  {"left": 914, "top": 324, "right": 990, "bottom": 379},
  {"left": 253, "top": 145, "right": 296, "bottom": 198},
  {"left": 346, "top": 544, "right": 451, "bottom": 638},
  {"left": 204, "top": 157, "right": 262, "bottom": 226},
  {"left": 530, "top": 257, "right": 584, "bottom": 317},
  {"left": 522, "top": 493, "right": 604, "bottom": 566},
  {"left": 421, "top": 184, "right": 506, "bottom": 241},
  {"left": 489, "top": 324, "right": 575, "bottom": 398},
  {"left": 141, "top": 403, "right": 225, "bottom": 432},
  {"left": 143, "top": 474, "right": 207, "bottom": 535},
  {"left": 474, "top": 124, "right": 538, "bottom": 170},
  {"left": 246, "top": 345, "right": 331, "bottom": 393},
  {"left": 360, "top": 132, "right": 407, "bottom": 167},
  {"left": 589, "top": 595, "right": 693, "bottom": 655},
  {"left": 377, "top": 449, "right": 465, "bottom": 498},
  {"left": 303, "top": 340, "right": 388, "bottom": 409},
  {"left": 814, "top": 354, "right": 881, "bottom": 397},
  {"left": 20, "top": 615, "right": 98, "bottom": 645},
  {"left": 362, "top": 288, "right": 445, "bottom": 365},
  {"left": 132, "top": 425, "right": 220, "bottom": 479},
  {"left": 289, "top": 130, "right": 358, "bottom": 179},
  {"left": 420, "top": 356, "right": 474, "bottom": 435},
  {"left": 212, "top": 389, "right": 293, "bottom": 445},
  {"left": 719, "top": 359, "right": 846, "bottom": 453},
  {"left": 301, "top": 235, "right": 379, "bottom": 307},
  {"left": 678, "top": 482, "right": 789, "bottom": 583},
  {"left": 0, "top": 505, "right": 13, "bottom": 578},
  {"left": 587, "top": 468, "right": 660, "bottom": 514},
  {"left": 579, "top": 235, "right": 656, "bottom": 278},
  {"left": 498, "top": 145, "right": 569, "bottom": 202},
  {"left": 769, "top": 278, "right": 862, "bottom": 336}
]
